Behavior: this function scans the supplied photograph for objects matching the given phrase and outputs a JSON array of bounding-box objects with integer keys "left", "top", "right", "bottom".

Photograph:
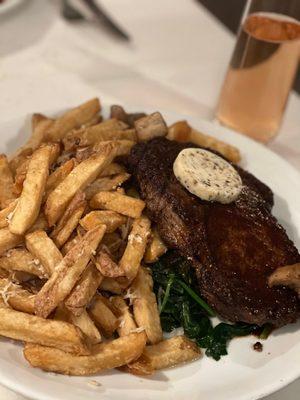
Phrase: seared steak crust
[{"left": 128, "top": 138, "right": 300, "bottom": 327}]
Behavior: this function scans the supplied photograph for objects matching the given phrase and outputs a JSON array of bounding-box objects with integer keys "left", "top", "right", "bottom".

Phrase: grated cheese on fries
[{"left": 0, "top": 98, "right": 239, "bottom": 377}]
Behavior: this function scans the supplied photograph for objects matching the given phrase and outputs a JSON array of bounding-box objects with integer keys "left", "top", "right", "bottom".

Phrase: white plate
[
  {"left": 0, "top": 0, "right": 24, "bottom": 14},
  {"left": 0, "top": 107, "right": 299, "bottom": 400}
]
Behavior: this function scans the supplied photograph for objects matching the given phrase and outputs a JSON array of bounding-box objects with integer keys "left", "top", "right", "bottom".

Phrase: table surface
[{"left": 0, "top": 0, "right": 299, "bottom": 399}]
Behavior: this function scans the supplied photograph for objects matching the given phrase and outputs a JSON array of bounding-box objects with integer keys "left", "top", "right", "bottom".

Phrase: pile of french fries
[{"left": 0, "top": 98, "right": 238, "bottom": 377}]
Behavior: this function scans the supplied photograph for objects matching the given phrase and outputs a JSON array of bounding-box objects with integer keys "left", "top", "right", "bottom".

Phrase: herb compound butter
[{"left": 173, "top": 148, "right": 242, "bottom": 204}]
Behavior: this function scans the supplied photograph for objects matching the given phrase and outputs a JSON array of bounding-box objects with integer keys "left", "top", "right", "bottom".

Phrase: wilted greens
[{"left": 151, "top": 251, "right": 259, "bottom": 361}]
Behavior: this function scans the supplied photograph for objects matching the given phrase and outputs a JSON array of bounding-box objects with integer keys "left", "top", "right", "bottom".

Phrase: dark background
[{"left": 198, "top": 0, "right": 300, "bottom": 93}]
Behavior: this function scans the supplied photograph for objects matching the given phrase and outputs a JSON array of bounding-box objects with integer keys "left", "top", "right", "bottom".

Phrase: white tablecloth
[{"left": 0, "top": 0, "right": 299, "bottom": 399}]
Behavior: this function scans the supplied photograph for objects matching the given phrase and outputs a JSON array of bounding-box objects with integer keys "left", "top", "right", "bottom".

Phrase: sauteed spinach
[{"left": 151, "top": 251, "right": 259, "bottom": 360}]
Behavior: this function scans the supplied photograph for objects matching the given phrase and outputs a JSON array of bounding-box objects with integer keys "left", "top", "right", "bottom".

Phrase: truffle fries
[
  {"left": 0, "top": 306, "right": 89, "bottom": 355},
  {"left": 0, "top": 155, "right": 16, "bottom": 208},
  {"left": 9, "top": 145, "right": 53, "bottom": 235},
  {"left": 119, "top": 216, "right": 151, "bottom": 281},
  {"left": 0, "top": 278, "right": 35, "bottom": 314},
  {"left": 35, "top": 225, "right": 106, "bottom": 318},
  {"left": 80, "top": 210, "right": 126, "bottom": 233},
  {"left": 65, "top": 263, "right": 103, "bottom": 316},
  {"left": 45, "top": 140, "right": 133, "bottom": 226},
  {"left": 0, "top": 97, "right": 229, "bottom": 378},
  {"left": 24, "top": 332, "right": 146, "bottom": 375},
  {"left": 90, "top": 191, "right": 145, "bottom": 219},
  {"left": 44, "top": 98, "right": 101, "bottom": 142},
  {"left": 25, "top": 230, "right": 62, "bottom": 276},
  {"left": 130, "top": 267, "right": 163, "bottom": 344},
  {"left": 0, "top": 248, "right": 48, "bottom": 279}
]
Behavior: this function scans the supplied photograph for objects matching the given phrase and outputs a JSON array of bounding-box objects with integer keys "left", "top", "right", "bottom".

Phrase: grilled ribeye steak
[{"left": 128, "top": 138, "right": 300, "bottom": 327}]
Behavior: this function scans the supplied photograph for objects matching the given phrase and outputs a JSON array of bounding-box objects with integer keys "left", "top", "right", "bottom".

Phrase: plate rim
[{"left": 0, "top": 105, "right": 299, "bottom": 400}]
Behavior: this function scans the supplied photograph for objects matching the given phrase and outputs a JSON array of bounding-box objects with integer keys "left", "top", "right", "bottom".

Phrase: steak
[{"left": 128, "top": 137, "right": 300, "bottom": 327}]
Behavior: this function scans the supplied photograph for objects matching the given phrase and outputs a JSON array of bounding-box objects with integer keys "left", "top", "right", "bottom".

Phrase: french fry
[
  {"left": 25, "top": 230, "right": 63, "bottom": 276},
  {"left": 8, "top": 148, "right": 32, "bottom": 176},
  {"left": 41, "top": 142, "right": 61, "bottom": 166},
  {"left": 24, "top": 332, "right": 147, "bottom": 375},
  {"left": 80, "top": 114, "right": 102, "bottom": 128},
  {"left": 131, "top": 267, "right": 162, "bottom": 344},
  {"left": 63, "top": 119, "right": 135, "bottom": 150},
  {"left": 85, "top": 173, "right": 130, "bottom": 200},
  {"left": 80, "top": 210, "right": 126, "bottom": 233},
  {"left": 55, "top": 305, "right": 101, "bottom": 345},
  {"left": 0, "top": 306, "right": 89, "bottom": 355},
  {"left": 63, "top": 118, "right": 128, "bottom": 147},
  {"left": 120, "top": 356, "right": 154, "bottom": 376},
  {"left": 0, "top": 227, "right": 23, "bottom": 256},
  {"left": 142, "top": 336, "right": 201, "bottom": 369},
  {"left": 30, "top": 115, "right": 55, "bottom": 148},
  {"left": 88, "top": 294, "right": 119, "bottom": 337},
  {"left": 0, "top": 199, "right": 18, "bottom": 229},
  {"left": 168, "top": 120, "right": 241, "bottom": 163},
  {"left": 124, "top": 336, "right": 201, "bottom": 375},
  {"left": 92, "top": 139, "right": 134, "bottom": 156},
  {"left": 99, "top": 163, "right": 126, "bottom": 177},
  {"left": 110, "top": 296, "right": 137, "bottom": 337},
  {"left": 192, "top": 127, "right": 241, "bottom": 163},
  {"left": 144, "top": 228, "right": 167, "bottom": 263},
  {"left": 0, "top": 154, "right": 17, "bottom": 208},
  {"left": 90, "top": 191, "right": 145, "bottom": 219},
  {"left": 78, "top": 128, "right": 136, "bottom": 147},
  {"left": 9, "top": 146, "right": 52, "bottom": 235},
  {"left": 100, "top": 277, "right": 124, "bottom": 294},
  {"left": 61, "top": 233, "right": 80, "bottom": 256},
  {"left": 45, "top": 141, "right": 132, "bottom": 226},
  {"left": 95, "top": 250, "right": 125, "bottom": 278},
  {"left": 32, "top": 114, "right": 43, "bottom": 131},
  {"left": 45, "top": 158, "right": 75, "bottom": 198},
  {"left": 14, "top": 141, "right": 60, "bottom": 197},
  {"left": 35, "top": 225, "right": 106, "bottom": 318},
  {"left": 31, "top": 113, "right": 48, "bottom": 131},
  {"left": 52, "top": 206, "right": 85, "bottom": 248},
  {"left": 119, "top": 216, "right": 151, "bottom": 280},
  {"left": 13, "top": 158, "right": 30, "bottom": 195},
  {"left": 74, "top": 139, "right": 134, "bottom": 163},
  {"left": 11, "top": 116, "right": 54, "bottom": 167},
  {"left": 65, "top": 262, "right": 103, "bottom": 316},
  {"left": 51, "top": 192, "right": 86, "bottom": 248},
  {"left": 0, "top": 248, "right": 48, "bottom": 279},
  {"left": 0, "top": 278, "right": 35, "bottom": 314},
  {"left": 45, "top": 98, "right": 101, "bottom": 142},
  {"left": 70, "top": 310, "right": 102, "bottom": 345}
]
